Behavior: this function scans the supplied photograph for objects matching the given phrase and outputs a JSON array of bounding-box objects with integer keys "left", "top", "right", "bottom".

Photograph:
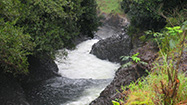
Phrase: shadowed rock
[
  {"left": 0, "top": 73, "right": 29, "bottom": 105},
  {"left": 89, "top": 65, "right": 146, "bottom": 105},
  {"left": 21, "top": 55, "right": 60, "bottom": 83},
  {"left": 91, "top": 34, "right": 132, "bottom": 64},
  {"left": 90, "top": 42, "right": 159, "bottom": 105}
]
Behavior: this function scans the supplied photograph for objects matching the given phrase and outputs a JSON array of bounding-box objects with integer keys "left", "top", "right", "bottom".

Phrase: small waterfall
[{"left": 55, "top": 39, "right": 120, "bottom": 105}]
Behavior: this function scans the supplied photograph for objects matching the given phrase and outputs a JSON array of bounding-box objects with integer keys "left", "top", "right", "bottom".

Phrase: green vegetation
[
  {"left": 120, "top": 53, "right": 147, "bottom": 68},
  {"left": 146, "top": 26, "right": 183, "bottom": 53},
  {"left": 96, "top": 0, "right": 123, "bottom": 14},
  {"left": 0, "top": 19, "right": 34, "bottom": 75},
  {"left": 0, "top": 0, "right": 100, "bottom": 75},
  {"left": 112, "top": 0, "right": 187, "bottom": 104},
  {"left": 121, "top": 0, "right": 187, "bottom": 35},
  {"left": 113, "top": 23, "right": 187, "bottom": 105},
  {"left": 116, "top": 69, "right": 187, "bottom": 104}
]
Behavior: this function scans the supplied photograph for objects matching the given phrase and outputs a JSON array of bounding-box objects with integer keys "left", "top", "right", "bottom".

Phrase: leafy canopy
[
  {"left": 0, "top": 0, "right": 100, "bottom": 75},
  {"left": 0, "top": 19, "right": 34, "bottom": 75}
]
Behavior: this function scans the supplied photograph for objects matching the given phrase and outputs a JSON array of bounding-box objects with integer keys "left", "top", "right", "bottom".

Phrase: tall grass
[{"left": 118, "top": 65, "right": 187, "bottom": 105}]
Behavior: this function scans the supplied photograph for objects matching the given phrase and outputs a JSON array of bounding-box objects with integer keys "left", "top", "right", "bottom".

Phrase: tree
[
  {"left": 0, "top": 19, "right": 34, "bottom": 75},
  {"left": 121, "top": 0, "right": 187, "bottom": 34},
  {"left": 0, "top": 0, "right": 100, "bottom": 75}
]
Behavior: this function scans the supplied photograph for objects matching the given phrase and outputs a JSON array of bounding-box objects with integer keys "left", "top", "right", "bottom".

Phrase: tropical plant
[
  {"left": 121, "top": 0, "right": 187, "bottom": 34},
  {"left": 120, "top": 53, "right": 147, "bottom": 68},
  {"left": 0, "top": 0, "right": 100, "bottom": 75},
  {"left": 145, "top": 26, "right": 183, "bottom": 53},
  {"left": 113, "top": 25, "right": 187, "bottom": 105},
  {"left": 0, "top": 0, "right": 100, "bottom": 57},
  {"left": 0, "top": 19, "right": 34, "bottom": 75}
]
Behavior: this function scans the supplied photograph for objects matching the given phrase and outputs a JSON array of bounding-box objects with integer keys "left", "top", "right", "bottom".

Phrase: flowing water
[
  {"left": 55, "top": 39, "right": 120, "bottom": 105},
  {"left": 23, "top": 30, "right": 121, "bottom": 105}
]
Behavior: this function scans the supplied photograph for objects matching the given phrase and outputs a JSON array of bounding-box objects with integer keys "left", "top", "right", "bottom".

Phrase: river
[
  {"left": 55, "top": 39, "right": 120, "bottom": 105},
  {"left": 23, "top": 25, "right": 120, "bottom": 105}
]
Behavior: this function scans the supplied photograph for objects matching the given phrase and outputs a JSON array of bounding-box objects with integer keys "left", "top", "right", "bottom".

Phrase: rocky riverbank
[
  {"left": 0, "top": 55, "right": 59, "bottom": 105},
  {"left": 89, "top": 14, "right": 187, "bottom": 104},
  {"left": 0, "top": 13, "right": 168, "bottom": 105},
  {"left": 90, "top": 42, "right": 159, "bottom": 105},
  {"left": 0, "top": 13, "right": 126, "bottom": 105}
]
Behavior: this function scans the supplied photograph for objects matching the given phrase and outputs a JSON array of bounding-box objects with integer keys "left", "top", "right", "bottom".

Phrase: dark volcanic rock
[
  {"left": 100, "top": 13, "right": 128, "bottom": 29},
  {"left": 0, "top": 55, "right": 61, "bottom": 105},
  {"left": 90, "top": 34, "right": 132, "bottom": 64},
  {"left": 90, "top": 42, "right": 158, "bottom": 105},
  {"left": 21, "top": 55, "right": 60, "bottom": 83},
  {"left": 104, "top": 14, "right": 127, "bottom": 29},
  {"left": 0, "top": 73, "right": 29, "bottom": 105},
  {"left": 90, "top": 65, "right": 146, "bottom": 105}
]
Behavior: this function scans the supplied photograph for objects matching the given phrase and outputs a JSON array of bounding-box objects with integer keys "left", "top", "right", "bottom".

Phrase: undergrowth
[
  {"left": 112, "top": 22, "right": 187, "bottom": 105},
  {"left": 114, "top": 66, "right": 187, "bottom": 105}
]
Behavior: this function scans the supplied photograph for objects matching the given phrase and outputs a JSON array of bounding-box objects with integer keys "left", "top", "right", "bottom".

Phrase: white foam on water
[
  {"left": 55, "top": 39, "right": 120, "bottom": 79},
  {"left": 55, "top": 39, "right": 120, "bottom": 105}
]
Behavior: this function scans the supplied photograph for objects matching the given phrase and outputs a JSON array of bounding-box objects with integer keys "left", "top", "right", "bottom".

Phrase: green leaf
[
  {"left": 132, "top": 56, "right": 141, "bottom": 63},
  {"left": 132, "top": 52, "right": 139, "bottom": 57},
  {"left": 112, "top": 100, "right": 120, "bottom": 105},
  {"left": 121, "top": 62, "right": 133, "bottom": 68},
  {"left": 166, "top": 27, "right": 172, "bottom": 30},
  {"left": 169, "top": 39, "right": 177, "bottom": 49},
  {"left": 173, "top": 26, "right": 181, "bottom": 30},
  {"left": 182, "top": 21, "right": 187, "bottom": 31},
  {"left": 120, "top": 56, "right": 130, "bottom": 61}
]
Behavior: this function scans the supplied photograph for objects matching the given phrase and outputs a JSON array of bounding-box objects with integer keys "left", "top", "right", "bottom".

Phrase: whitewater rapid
[{"left": 55, "top": 39, "right": 120, "bottom": 105}]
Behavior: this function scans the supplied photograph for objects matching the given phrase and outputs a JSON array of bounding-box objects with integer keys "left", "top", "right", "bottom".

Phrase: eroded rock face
[
  {"left": 0, "top": 73, "right": 29, "bottom": 105},
  {"left": 90, "top": 65, "right": 146, "bottom": 105},
  {"left": 90, "top": 42, "right": 158, "bottom": 105},
  {"left": 90, "top": 34, "right": 132, "bottom": 64},
  {"left": 0, "top": 55, "right": 61, "bottom": 105},
  {"left": 95, "top": 13, "right": 129, "bottom": 39},
  {"left": 21, "top": 55, "right": 60, "bottom": 83}
]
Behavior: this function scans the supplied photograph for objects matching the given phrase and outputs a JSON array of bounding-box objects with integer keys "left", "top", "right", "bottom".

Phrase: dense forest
[
  {"left": 0, "top": 0, "right": 100, "bottom": 75},
  {"left": 121, "top": 0, "right": 187, "bottom": 34}
]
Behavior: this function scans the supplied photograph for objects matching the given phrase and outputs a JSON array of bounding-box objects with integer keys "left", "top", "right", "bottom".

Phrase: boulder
[
  {"left": 21, "top": 55, "right": 60, "bottom": 83},
  {"left": 90, "top": 34, "right": 132, "bottom": 64},
  {"left": 90, "top": 42, "right": 159, "bottom": 105},
  {"left": 95, "top": 13, "right": 129, "bottom": 39}
]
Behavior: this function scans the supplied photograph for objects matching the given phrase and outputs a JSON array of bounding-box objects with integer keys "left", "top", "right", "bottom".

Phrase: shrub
[
  {"left": 112, "top": 25, "right": 187, "bottom": 105},
  {"left": 79, "top": 0, "right": 101, "bottom": 38},
  {"left": 121, "top": 0, "right": 187, "bottom": 34},
  {"left": 0, "top": 0, "right": 100, "bottom": 75},
  {"left": 1, "top": 0, "right": 100, "bottom": 57},
  {"left": 0, "top": 19, "right": 34, "bottom": 75}
]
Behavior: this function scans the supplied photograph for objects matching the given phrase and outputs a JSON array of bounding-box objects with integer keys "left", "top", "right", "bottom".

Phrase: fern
[
  {"left": 112, "top": 100, "right": 120, "bottom": 105},
  {"left": 120, "top": 53, "right": 147, "bottom": 68},
  {"left": 131, "top": 53, "right": 141, "bottom": 63},
  {"left": 145, "top": 26, "right": 183, "bottom": 53},
  {"left": 121, "top": 62, "right": 133, "bottom": 68}
]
